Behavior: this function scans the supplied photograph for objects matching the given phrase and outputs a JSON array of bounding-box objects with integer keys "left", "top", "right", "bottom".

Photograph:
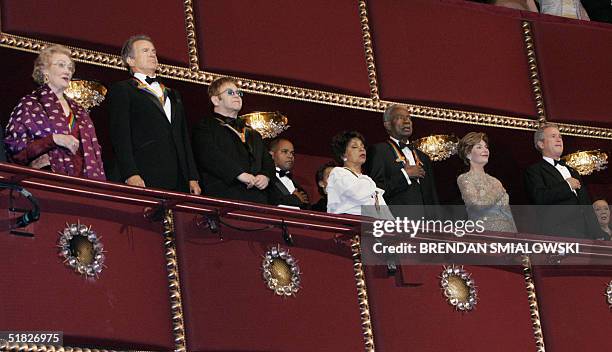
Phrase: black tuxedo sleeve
[
  {"left": 524, "top": 164, "right": 576, "bottom": 204},
  {"left": 419, "top": 151, "right": 439, "bottom": 205},
  {"left": 174, "top": 91, "right": 199, "bottom": 181},
  {"left": 268, "top": 180, "right": 310, "bottom": 209},
  {"left": 192, "top": 119, "right": 244, "bottom": 183},
  {"left": 108, "top": 83, "right": 139, "bottom": 180},
  {"left": 260, "top": 148, "right": 276, "bottom": 180},
  {"left": 365, "top": 144, "right": 409, "bottom": 199}
]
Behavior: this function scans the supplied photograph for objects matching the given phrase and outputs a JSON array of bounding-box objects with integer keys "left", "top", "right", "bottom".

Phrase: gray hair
[
  {"left": 32, "top": 44, "right": 74, "bottom": 85},
  {"left": 121, "top": 34, "right": 153, "bottom": 71},
  {"left": 383, "top": 104, "right": 410, "bottom": 123},
  {"left": 533, "top": 122, "right": 560, "bottom": 152}
]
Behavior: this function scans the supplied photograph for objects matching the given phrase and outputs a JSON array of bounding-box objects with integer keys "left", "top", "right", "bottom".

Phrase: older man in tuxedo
[
  {"left": 267, "top": 138, "right": 310, "bottom": 209},
  {"left": 107, "top": 35, "right": 200, "bottom": 194},
  {"left": 192, "top": 77, "right": 274, "bottom": 204},
  {"left": 524, "top": 123, "right": 599, "bottom": 238},
  {"left": 365, "top": 104, "right": 438, "bottom": 217}
]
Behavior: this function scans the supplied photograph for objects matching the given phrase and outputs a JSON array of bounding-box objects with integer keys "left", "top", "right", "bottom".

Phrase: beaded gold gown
[{"left": 457, "top": 170, "right": 517, "bottom": 233}]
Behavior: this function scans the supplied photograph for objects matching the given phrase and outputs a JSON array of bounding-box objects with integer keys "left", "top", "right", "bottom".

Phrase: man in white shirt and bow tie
[
  {"left": 365, "top": 104, "right": 438, "bottom": 217},
  {"left": 108, "top": 34, "right": 200, "bottom": 194},
  {"left": 267, "top": 138, "right": 310, "bottom": 209},
  {"left": 524, "top": 123, "right": 599, "bottom": 238}
]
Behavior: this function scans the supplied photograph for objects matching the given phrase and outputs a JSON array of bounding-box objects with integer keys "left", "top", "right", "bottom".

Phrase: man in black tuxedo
[
  {"left": 267, "top": 138, "right": 310, "bottom": 209},
  {"left": 524, "top": 123, "right": 599, "bottom": 239},
  {"left": 365, "top": 104, "right": 438, "bottom": 217},
  {"left": 107, "top": 35, "right": 200, "bottom": 194},
  {"left": 192, "top": 77, "right": 274, "bottom": 204}
]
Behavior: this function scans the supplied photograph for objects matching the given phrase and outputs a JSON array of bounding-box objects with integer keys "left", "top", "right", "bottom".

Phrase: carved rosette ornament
[
  {"left": 440, "top": 265, "right": 477, "bottom": 311},
  {"left": 606, "top": 281, "right": 612, "bottom": 308},
  {"left": 58, "top": 222, "right": 105, "bottom": 278},
  {"left": 262, "top": 245, "right": 301, "bottom": 297}
]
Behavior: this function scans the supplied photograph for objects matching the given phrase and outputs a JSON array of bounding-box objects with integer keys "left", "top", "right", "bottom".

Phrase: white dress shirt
[
  {"left": 326, "top": 167, "right": 393, "bottom": 219},
  {"left": 275, "top": 167, "right": 296, "bottom": 194},
  {"left": 543, "top": 156, "right": 576, "bottom": 195},
  {"left": 390, "top": 136, "right": 418, "bottom": 185},
  {"left": 134, "top": 72, "right": 172, "bottom": 122}
]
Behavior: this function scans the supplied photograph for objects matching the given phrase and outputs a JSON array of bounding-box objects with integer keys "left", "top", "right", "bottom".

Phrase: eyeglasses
[
  {"left": 51, "top": 61, "right": 75, "bottom": 71},
  {"left": 217, "top": 88, "right": 244, "bottom": 97}
]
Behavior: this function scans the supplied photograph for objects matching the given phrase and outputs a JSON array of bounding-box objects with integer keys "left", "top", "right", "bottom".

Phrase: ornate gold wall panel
[
  {"left": 522, "top": 21, "right": 547, "bottom": 123},
  {"left": 1, "top": 8, "right": 611, "bottom": 142},
  {"left": 183, "top": 0, "right": 200, "bottom": 71},
  {"left": 522, "top": 256, "right": 546, "bottom": 352},
  {"left": 351, "top": 236, "right": 376, "bottom": 352},
  {"left": 358, "top": 0, "right": 380, "bottom": 101}
]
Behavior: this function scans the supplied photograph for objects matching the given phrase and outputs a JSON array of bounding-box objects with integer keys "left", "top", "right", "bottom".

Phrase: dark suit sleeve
[
  {"left": 268, "top": 180, "right": 310, "bottom": 209},
  {"left": 107, "top": 83, "right": 139, "bottom": 180},
  {"left": 419, "top": 151, "right": 439, "bottom": 205},
  {"left": 260, "top": 147, "right": 276, "bottom": 180},
  {"left": 365, "top": 144, "right": 409, "bottom": 199},
  {"left": 174, "top": 91, "right": 199, "bottom": 181},
  {"left": 192, "top": 119, "right": 244, "bottom": 183},
  {"left": 524, "top": 164, "right": 576, "bottom": 204}
]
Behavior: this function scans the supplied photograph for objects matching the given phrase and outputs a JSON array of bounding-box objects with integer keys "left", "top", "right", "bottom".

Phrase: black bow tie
[
  {"left": 278, "top": 169, "right": 291, "bottom": 178},
  {"left": 398, "top": 141, "right": 413, "bottom": 150},
  {"left": 145, "top": 76, "right": 159, "bottom": 85},
  {"left": 554, "top": 159, "right": 566, "bottom": 167},
  {"left": 224, "top": 117, "right": 246, "bottom": 131}
]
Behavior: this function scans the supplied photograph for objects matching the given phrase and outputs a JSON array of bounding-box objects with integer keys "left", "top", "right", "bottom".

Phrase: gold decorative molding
[
  {"left": 351, "top": 236, "right": 375, "bottom": 352},
  {"left": 358, "top": 0, "right": 380, "bottom": 101},
  {"left": 0, "top": 342, "right": 123, "bottom": 352},
  {"left": 522, "top": 21, "right": 547, "bottom": 123},
  {"left": 1, "top": 32, "right": 611, "bottom": 140},
  {"left": 183, "top": 0, "right": 200, "bottom": 71},
  {"left": 522, "top": 256, "right": 546, "bottom": 352},
  {"left": 163, "top": 210, "right": 188, "bottom": 352}
]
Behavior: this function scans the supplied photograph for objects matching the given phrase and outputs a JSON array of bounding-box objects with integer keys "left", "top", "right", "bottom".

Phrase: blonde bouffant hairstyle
[{"left": 32, "top": 44, "right": 75, "bottom": 85}]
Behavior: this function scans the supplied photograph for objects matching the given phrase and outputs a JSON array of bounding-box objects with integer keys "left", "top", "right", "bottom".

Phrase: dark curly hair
[{"left": 331, "top": 130, "right": 366, "bottom": 165}]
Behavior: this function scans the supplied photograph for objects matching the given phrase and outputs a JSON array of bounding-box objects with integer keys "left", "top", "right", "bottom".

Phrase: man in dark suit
[
  {"left": 107, "top": 35, "right": 200, "bottom": 194},
  {"left": 192, "top": 77, "right": 274, "bottom": 204},
  {"left": 524, "top": 123, "right": 599, "bottom": 239},
  {"left": 267, "top": 138, "right": 310, "bottom": 209},
  {"left": 365, "top": 104, "right": 438, "bottom": 217}
]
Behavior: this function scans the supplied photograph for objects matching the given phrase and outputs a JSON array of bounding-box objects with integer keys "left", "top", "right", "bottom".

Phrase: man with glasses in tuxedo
[{"left": 192, "top": 77, "right": 274, "bottom": 204}]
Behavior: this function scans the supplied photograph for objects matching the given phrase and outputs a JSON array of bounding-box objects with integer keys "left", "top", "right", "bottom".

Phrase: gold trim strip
[
  {"left": 351, "top": 235, "right": 375, "bottom": 352},
  {"left": 183, "top": 0, "right": 200, "bottom": 71},
  {"left": 1, "top": 32, "right": 610, "bottom": 140},
  {"left": 163, "top": 209, "right": 188, "bottom": 352},
  {"left": 522, "top": 256, "right": 546, "bottom": 352},
  {"left": 358, "top": 0, "right": 380, "bottom": 101},
  {"left": 522, "top": 21, "right": 547, "bottom": 123},
  {"left": 0, "top": 341, "right": 156, "bottom": 352}
]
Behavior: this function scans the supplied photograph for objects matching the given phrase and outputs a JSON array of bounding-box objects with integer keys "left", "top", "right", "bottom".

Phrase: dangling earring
[
  {"left": 342, "top": 157, "right": 347, "bottom": 162},
  {"left": 43, "top": 74, "right": 49, "bottom": 84}
]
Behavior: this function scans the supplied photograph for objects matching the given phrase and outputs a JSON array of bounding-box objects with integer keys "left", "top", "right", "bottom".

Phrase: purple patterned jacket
[{"left": 4, "top": 85, "right": 106, "bottom": 180}]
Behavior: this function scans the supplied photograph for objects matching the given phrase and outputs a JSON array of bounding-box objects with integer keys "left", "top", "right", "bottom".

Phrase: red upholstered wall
[
  {"left": 0, "top": 188, "right": 173, "bottom": 350},
  {"left": 369, "top": 0, "right": 536, "bottom": 117},
  {"left": 533, "top": 20, "right": 612, "bottom": 126},
  {"left": 194, "top": 0, "right": 372, "bottom": 95},
  {"left": 1, "top": 0, "right": 190, "bottom": 65}
]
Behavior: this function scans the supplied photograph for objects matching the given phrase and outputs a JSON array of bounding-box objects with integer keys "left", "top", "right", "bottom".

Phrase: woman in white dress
[{"left": 326, "top": 131, "right": 393, "bottom": 219}]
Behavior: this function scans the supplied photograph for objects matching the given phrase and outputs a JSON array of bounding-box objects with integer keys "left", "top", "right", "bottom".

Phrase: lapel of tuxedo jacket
[
  {"left": 273, "top": 176, "right": 291, "bottom": 195},
  {"left": 129, "top": 79, "right": 170, "bottom": 125},
  {"left": 540, "top": 160, "right": 566, "bottom": 183}
]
